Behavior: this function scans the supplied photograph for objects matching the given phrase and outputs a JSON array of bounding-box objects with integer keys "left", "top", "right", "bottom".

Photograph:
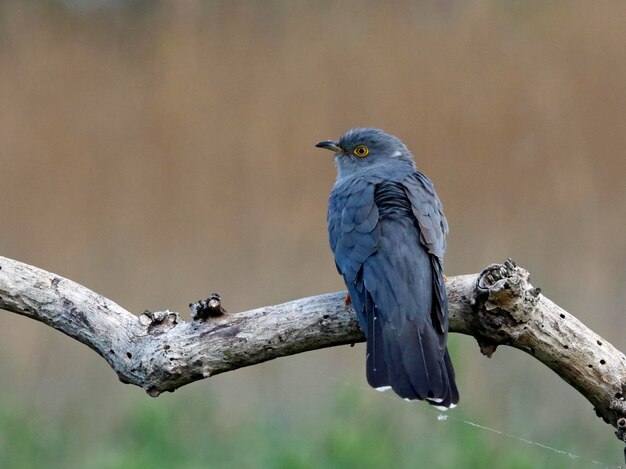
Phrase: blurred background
[{"left": 1, "top": 1, "right": 626, "bottom": 467}]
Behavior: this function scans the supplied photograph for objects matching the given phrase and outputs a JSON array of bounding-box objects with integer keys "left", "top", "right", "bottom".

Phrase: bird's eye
[{"left": 353, "top": 145, "right": 369, "bottom": 158}]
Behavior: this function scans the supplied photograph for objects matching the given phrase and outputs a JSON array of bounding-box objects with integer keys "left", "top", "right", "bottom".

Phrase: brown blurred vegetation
[{"left": 1, "top": 0, "right": 626, "bottom": 465}]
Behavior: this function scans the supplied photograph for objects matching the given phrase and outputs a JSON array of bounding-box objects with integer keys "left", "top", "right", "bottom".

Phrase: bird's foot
[
  {"left": 344, "top": 293, "right": 351, "bottom": 310},
  {"left": 189, "top": 293, "right": 227, "bottom": 321}
]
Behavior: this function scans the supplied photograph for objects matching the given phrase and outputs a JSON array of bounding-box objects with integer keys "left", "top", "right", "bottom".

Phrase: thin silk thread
[{"left": 324, "top": 374, "right": 620, "bottom": 469}]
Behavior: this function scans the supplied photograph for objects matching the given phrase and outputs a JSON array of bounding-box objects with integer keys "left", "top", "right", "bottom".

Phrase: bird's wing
[
  {"left": 401, "top": 172, "right": 449, "bottom": 335},
  {"left": 328, "top": 178, "right": 380, "bottom": 333},
  {"left": 328, "top": 179, "right": 380, "bottom": 286},
  {"left": 401, "top": 172, "right": 448, "bottom": 262}
]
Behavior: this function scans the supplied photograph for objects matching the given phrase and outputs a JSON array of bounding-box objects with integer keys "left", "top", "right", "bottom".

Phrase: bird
[{"left": 316, "top": 128, "right": 459, "bottom": 409}]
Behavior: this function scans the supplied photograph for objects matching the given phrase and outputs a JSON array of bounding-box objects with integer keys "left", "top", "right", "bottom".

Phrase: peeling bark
[{"left": 1, "top": 255, "right": 625, "bottom": 442}]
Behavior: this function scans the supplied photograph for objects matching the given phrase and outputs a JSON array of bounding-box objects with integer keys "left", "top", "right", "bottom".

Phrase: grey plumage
[{"left": 317, "top": 128, "right": 459, "bottom": 408}]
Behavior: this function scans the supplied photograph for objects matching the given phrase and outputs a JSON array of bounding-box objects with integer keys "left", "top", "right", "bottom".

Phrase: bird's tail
[
  {"left": 365, "top": 298, "right": 459, "bottom": 408},
  {"left": 425, "top": 349, "right": 459, "bottom": 409}
]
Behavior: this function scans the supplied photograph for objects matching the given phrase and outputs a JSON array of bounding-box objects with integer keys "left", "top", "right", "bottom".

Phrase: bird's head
[{"left": 316, "top": 128, "right": 415, "bottom": 180}]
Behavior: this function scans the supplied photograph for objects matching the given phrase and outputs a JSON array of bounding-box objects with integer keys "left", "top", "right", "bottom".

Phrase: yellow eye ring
[{"left": 354, "top": 145, "right": 369, "bottom": 158}]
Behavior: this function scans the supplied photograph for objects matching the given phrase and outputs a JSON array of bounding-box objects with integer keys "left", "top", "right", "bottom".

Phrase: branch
[{"left": 1, "top": 255, "right": 626, "bottom": 441}]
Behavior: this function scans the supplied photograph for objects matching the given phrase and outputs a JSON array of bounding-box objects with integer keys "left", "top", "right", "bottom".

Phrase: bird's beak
[{"left": 315, "top": 140, "right": 344, "bottom": 153}]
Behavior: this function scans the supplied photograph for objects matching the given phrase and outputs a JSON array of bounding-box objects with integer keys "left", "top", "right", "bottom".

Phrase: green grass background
[
  {"left": 1, "top": 379, "right": 616, "bottom": 469},
  {"left": 0, "top": 337, "right": 621, "bottom": 468}
]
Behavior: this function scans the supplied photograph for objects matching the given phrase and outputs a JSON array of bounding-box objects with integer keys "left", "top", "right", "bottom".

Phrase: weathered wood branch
[{"left": 1, "top": 255, "right": 626, "bottom": 441}]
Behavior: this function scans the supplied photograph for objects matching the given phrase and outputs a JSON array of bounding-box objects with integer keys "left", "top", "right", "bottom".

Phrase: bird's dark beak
[{"left": 315, "top": 140, "right": 344, "bottom": 153}]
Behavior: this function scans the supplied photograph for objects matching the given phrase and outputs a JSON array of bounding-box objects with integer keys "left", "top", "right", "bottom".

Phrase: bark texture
[{"left": 1, "top": 255, "right": 625, "bottom": 439}]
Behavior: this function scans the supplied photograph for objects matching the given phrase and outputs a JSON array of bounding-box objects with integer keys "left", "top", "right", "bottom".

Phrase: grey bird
[{"left": 317, "top": 128, "right": 459, "bottom": 408}]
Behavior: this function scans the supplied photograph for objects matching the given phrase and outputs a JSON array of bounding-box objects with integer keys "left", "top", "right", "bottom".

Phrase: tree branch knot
[
  {"left": 477, "top": 258, "right": 540, "bottom": 322},
  {"left": 473, "top": 259, "right": 541, "bottom": 357},
  {"left": 139, "top": 310, "right": 180, "bottom": 334}
]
